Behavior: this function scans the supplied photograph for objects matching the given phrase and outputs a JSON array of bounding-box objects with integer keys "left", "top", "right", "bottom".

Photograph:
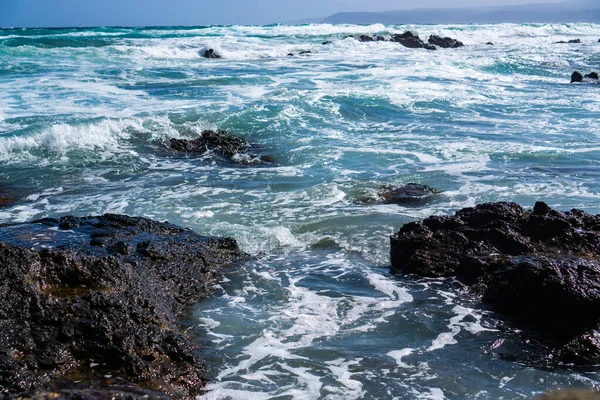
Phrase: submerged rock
[
  {"left": 428, "top": 35, "right": 465, "bottom": 48},
  {"left": 0, "top": 189, "right": 15, "bottom": 208},
  {"left": 378, "top": 183, "right": 441, "bottom": 205},
  {"left": 358, "top": 35, "right": 374, "bottom": 42},
  {"left": 390, "top": 202, "right": 600, "bottom": 365},
  {"left": 0, "top": 214, "right": 242, "bottom": 398}
]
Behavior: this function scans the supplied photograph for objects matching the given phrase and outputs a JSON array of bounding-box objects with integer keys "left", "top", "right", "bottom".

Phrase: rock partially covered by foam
[
  {"left": 390, "top": 202, "right": 600, "bottom": 365},
  {"left": 0, "top": 214, "right": 242, "bottom": 398},
  {"left": 202, "top": 48, "right": 222, "bottom": 59},
  {"left": 391, "top": 31, "right": 436, "bottom": 50},
  {"left": 169, "top": 129, "right": 248, "bottom": 157},
  {"left": 168, "top": 129, "right": 275, "bottom": 164},
  {"left": 428, "top": 35, "right": 465, "bottom": 48},
  {"left": 571, "top": 71, "right": 599, "bottom": 83}
]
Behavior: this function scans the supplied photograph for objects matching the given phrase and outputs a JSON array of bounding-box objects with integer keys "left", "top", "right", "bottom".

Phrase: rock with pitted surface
[
  {"left": 390, "top": 201, "right": 600, "bottom": 365},
  {"left": 428, "top": 35, "right": 465, "bottom": 48},
  {"left": 378, "top": 183, "right": 441, "bottom": 205},
  {"left": 0, "top": 214, "right": 242, "bottom": 398},
  {"left": 169, "top": 130, "right": 248, "bottom": 158}
]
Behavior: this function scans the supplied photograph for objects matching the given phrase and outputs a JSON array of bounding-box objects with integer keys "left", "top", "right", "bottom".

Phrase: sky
[{"left": 0, "top": 0, "right": 567, "bottom": 27}]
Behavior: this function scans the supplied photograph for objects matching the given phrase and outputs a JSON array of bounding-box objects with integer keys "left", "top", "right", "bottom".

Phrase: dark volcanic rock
[
  {"left": 569, "top": 39, "right": 582, "bottom": 43},
  {"left": 168, "top": 130, "right": 275, "bottom": 164},
  {"left": 391, "top": 31, "right": 427, "bottom": 49},
  {"left": 0, "top": 214, "right": 242, "bottom": 398},
  {"left": 358, "top": 35, "right": 374, "bottom": 42},
  {"left": 322, "top": 41, "right": 332, "bottom": 45},
  {"left": 571, "top": 71, "right": 584, "bottom": 83},
  {"left": 428, "top": 35, "right": 465, "bottom": 48},
  {"left": 486, "top": 42, "right": 494, "bottom": 45},
  {"left": 202, "top": 48, "right": 222, "bottom": 59},
  {"left": 585, "top": 72, "right": 599, "bottom": 80},
  {"left": 378, "top": 183, "right": 441, "bottom": 205},
  {"left": 390, "top": 201, "right": 600, "bottom": 365},
  {"left": 169, "top": 130, "right": 248, "bottom": 158}
]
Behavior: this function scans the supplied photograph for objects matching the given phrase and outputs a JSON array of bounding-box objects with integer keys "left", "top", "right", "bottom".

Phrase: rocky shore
[
  {"left": 390, "top": 201, "right": 600, "bottom": 366},
  {"left": 0, "top": 214, "right": 242, "bottom": 399}
]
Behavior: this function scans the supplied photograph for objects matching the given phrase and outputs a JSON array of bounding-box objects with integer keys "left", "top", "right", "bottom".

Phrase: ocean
[{"left": 1, "top": 23, "right": 600, "bottom": 399}]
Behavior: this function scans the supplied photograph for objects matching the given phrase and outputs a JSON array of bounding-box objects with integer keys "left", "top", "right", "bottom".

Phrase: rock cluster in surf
[
  {"left": 390, "top": 201, "right": 600, "bottom": 366},
  {"left": 571, "top": 71, "right": 599, "bottom": 83},
  {"left": 0, "top": 214, "right": 242, "bottom": 398},
  {"left": 350, "top": 31, "right": 465, "bottom": 50}
]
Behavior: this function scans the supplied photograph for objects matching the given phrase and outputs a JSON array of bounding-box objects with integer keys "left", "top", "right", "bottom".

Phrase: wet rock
[
  {"left": 390, "top": 201, "right": 600, "bottom": 365},
  {"left": 428, "top": 35, "right": 465, "bottom": 48},
  {"left": 585, "top": 72, "right": 599, "bottom": 80},
  {"left": 391, "top": 31, "right": 427, "bottom": 49},
  {"left": 169, "top": 129, "right": 248, "bottom": 158},
  {"left": 168, "top": 130, "right": 274, "bottom": 165},
  {"left": 202, "top": 48, "right": 222, "bottom": 59},
  {"left": 322, "top": 41, "right": 332, "bottom": 45},
  {"left": 571, "top": 71, "right": 584, "bottom": 83},
  {"left": 287, "top": 52, "right": 294, "bottom": 56},
  {"left": 378, "top": 183, "right": 441, "bottom": 205},
  {"left": 486, "top": 42, "right": 494, "bottom": 45},
  {"left": 375, "top": 35, "right": 386, "bottom": 41},
  {"left": 569, "top": 39, "right": 582, "bottom": 44},
  {"left": 0, "top": 214, "right": 242, "bottom": 398},
  {"left": 358, "top": 35, "right": 374, "bottom": 42}
]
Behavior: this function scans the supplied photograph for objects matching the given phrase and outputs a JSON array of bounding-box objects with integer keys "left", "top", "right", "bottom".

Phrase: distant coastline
[{"left": 321, "top": 0, "right": 600, "bottom": 25}]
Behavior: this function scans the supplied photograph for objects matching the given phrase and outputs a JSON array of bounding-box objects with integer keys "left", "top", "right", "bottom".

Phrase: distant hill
[{"left": 322, "top": 1, "right": 600, "bottom": 24}]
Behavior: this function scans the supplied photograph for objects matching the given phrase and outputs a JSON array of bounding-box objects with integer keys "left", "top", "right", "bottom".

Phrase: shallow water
[{"left": 1, "top": 23, "right": 600, "bottom": 399}]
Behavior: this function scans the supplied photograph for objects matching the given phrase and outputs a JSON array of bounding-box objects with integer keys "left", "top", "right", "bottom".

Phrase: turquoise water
[{"left": 1, "top": 23, "right": 600, "bottom": 399}]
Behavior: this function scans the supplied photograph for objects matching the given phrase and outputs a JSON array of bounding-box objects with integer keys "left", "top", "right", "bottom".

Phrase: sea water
[{"left": 1, "top": 23, "right": 600, "bottom": 399}]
